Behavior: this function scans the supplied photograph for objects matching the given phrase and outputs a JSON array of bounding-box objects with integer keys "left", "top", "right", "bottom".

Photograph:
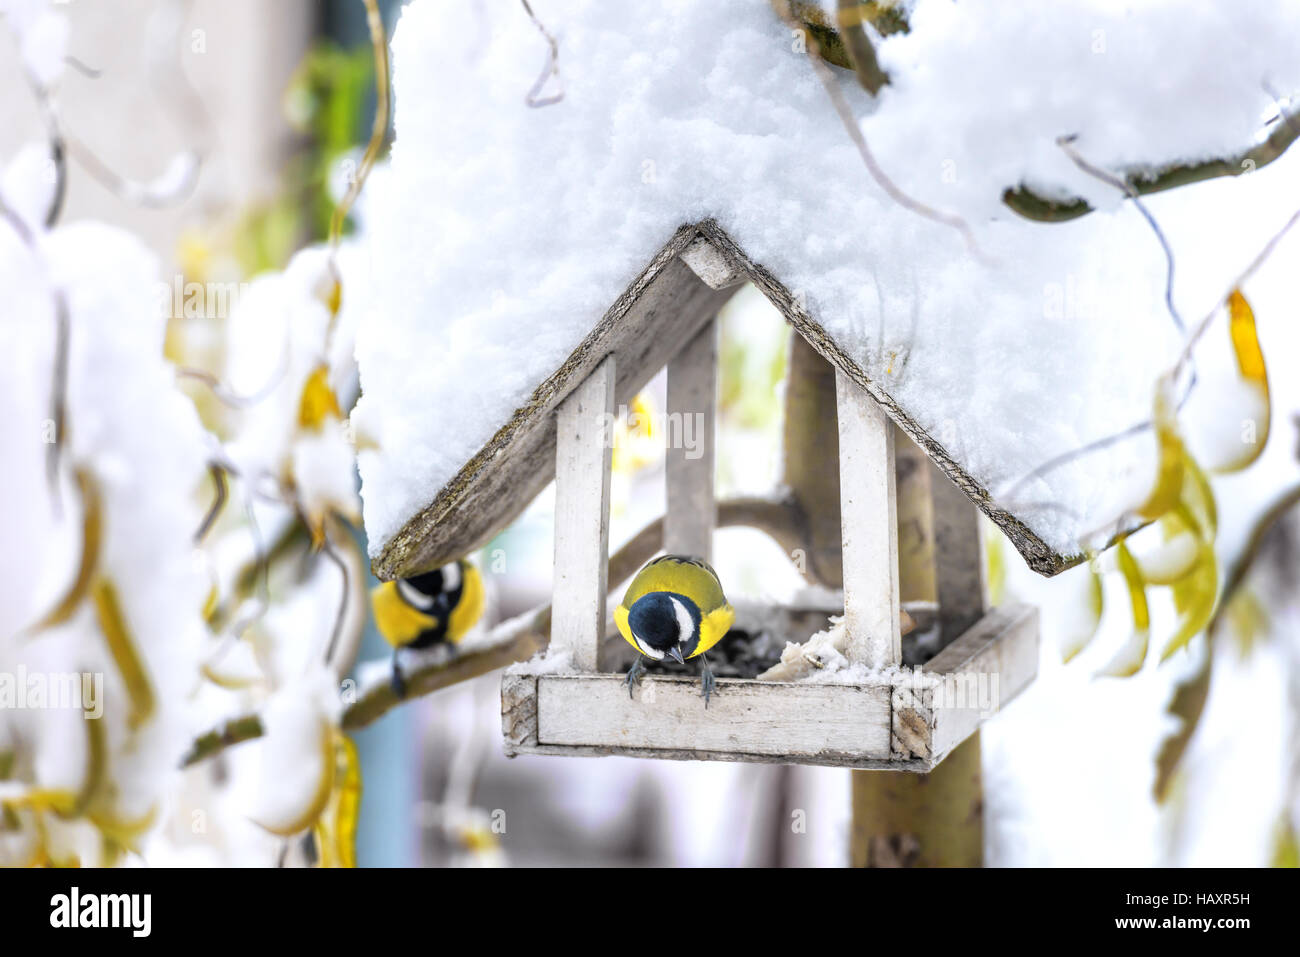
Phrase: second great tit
[{"left": 370, "top": 559, "right": 484, "bottom": 697}]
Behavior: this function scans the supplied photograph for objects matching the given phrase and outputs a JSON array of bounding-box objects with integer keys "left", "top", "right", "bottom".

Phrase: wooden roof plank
[{"left": 373, "top": 221, "right": 1080, "bottom": 581}]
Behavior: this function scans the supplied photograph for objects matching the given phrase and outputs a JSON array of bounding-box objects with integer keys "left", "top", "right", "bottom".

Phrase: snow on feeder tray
[{"left": 368, "top": 224, "right": 1041, "bottom": 771}]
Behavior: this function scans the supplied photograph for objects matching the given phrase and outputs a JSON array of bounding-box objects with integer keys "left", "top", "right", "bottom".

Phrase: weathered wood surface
[
  {"left": 551, "top": 357, "right": 616, "bottom": 673},
  {"left": 930, "top": 458, "right": 988, "bottom": 643},
  {"left": 535, "top": 674, "right": 892, "bottom": 759},
  {"left": 374, "top": 227, "right": 735, "bottom": 580},
  {"left": 502, "top": 603, "right": 1038, "bottom": 771},
  {"left": 697, "top": 220, "right": 1078, "bottom": 577},
  {"left": 664, "top": 319, "right": 717, "bottom": 561},
  {"left": 837, "top": 370, "right": 900, "bottom": 668},
  {"left": 782, "top": 334, "right": 845, "bottom": 587},
  {"left": 680, "top": 234, "right": 745, "bottom": 290},
  {"left": 374, "top": 223, "right": 1080, "bottom": 580}
]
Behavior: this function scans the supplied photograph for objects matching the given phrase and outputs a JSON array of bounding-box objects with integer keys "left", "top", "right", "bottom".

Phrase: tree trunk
[{"left": 849, "top": 732, "right": 983, "bottom": 867}]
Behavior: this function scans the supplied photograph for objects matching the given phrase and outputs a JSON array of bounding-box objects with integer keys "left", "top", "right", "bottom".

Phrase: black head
[
  {"left": 627, "top": 592, "right": 701, "bottom": 661},
  {"left": 398, "top": 561, "right": 462, "bottom": 613}
]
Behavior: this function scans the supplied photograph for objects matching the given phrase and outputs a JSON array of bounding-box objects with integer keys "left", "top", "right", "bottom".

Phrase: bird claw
[
  {"left": 390, "top": 653, "right": 408, "bottom": 699},
  {"left": 625, "top": 657, "right": 645, "bottom": 699},
  {"left": 699, "top": 657, "right": 716, "bottom": 709}
]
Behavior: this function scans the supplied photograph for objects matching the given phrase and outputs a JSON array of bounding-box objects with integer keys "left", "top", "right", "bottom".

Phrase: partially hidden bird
[
  {"left": 371, "top": 559, "right": 484, "bottom": 697},
  {"left": 615, "top": 555, "right": 735, "bottom": 707}
]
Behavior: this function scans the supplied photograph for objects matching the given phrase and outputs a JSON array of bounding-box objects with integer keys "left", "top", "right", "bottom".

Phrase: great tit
[
  {"left": 615, "top": 554, "right": 735, "bottom": 707},
  {"left": 370, "top": 559, "right": 484, "bottom": 697}
]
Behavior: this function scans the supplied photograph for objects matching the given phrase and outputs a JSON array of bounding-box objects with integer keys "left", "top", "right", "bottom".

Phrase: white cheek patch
[
  {"left": 397, "top": 579, "right": 435, "bottom": 610},
  {"left": 668, "top": 596, "right": 696, "bottom": 645},
  {"left": 633, "top": 634, "right": 665, "bottom": 659},
  {"left": 440, "top": 561, "right": 462, "bottom": 591}
]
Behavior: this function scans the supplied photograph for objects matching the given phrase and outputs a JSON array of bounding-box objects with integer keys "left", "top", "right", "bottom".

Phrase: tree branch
[
  {"left": 182, "top": 494, "right": 814, "bottom": 766},
  {"left": 1004, "top": 103, "right": 1300, "bottom": 222}
]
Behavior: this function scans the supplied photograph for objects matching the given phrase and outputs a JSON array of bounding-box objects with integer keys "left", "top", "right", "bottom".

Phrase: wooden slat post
[
  {"left": 552, "top": 356, "right": 616, "bottom": 672},
  {"left": 929, "top": 460, "right": 988, "bottom": 641},
  {"left": 892, "top": 425, "right": 937, "bottom": 605},
  {"left": 835, "top": 372, "right": 900, "bottom": 669},
  {"left": 665, "top": 319, "right": 717, "bottom": 561},
  {"left": 850, "top": 444, "right": 988, "bottom": 869},
  {"left": 782, "top": 333, "right": 843, "bottom": 588}
]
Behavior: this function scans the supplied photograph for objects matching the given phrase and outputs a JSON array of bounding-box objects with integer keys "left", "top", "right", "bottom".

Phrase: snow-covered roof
[{"left": 353, "top": 0, "right": 1300, "bottom": 580}]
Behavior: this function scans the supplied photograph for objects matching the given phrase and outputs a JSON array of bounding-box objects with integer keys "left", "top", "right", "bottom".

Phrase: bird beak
[{"left": 668, "top": 645, "right": 685, "bottom": 665}]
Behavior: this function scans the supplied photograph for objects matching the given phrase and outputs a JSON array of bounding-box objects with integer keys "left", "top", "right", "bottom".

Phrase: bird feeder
[{"left": 493, "top": 226, "right": 1040, "bottom": 771}]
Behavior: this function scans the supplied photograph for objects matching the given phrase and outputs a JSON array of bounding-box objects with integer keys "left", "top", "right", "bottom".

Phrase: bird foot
[
  {"left": 625, "top": 657, "right": 646, "bottom": 699},
  {"left": 699, "top": 657, "right": 716, "bottom": 709},
  {"left": 390, "top": 654, "right": 408, "bottom": 699}
]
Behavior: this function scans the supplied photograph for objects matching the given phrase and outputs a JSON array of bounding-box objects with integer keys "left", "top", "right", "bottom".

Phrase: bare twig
[
  {"left": 180, "top": 713, "right": 265, "bottom": 768},
  {"left": 1211, "top": 482, "right": 1300, "bottom": 628},
  {"left": 775, "top": 2, "right": 987, "bottom": 260},
  {"left": 1058, "top": 135, "right": 1186, "bottom": 335},
  {"left": 194, "top": 461, "right": 229, "bottom": 544},
  {"left": 176, "top": 349, "right": 289, "bottom": 409},
  {"left": 63, "top": 55, "right": 101, "bottom": 79},
  {"left": 1172, "top": 204, "right": 1300, "bottom": 385},
  {"left": 521, "top": 0, "right": 564, "bottom": 107},
  {"left": 66, "top": 138, "right": 200, "bottom": 209},
  {"left": 0, "top": 199, "right": 70, "bottom": 514},
  {"left": 317, "top": 519, "right": 354, "bottom": 670}
]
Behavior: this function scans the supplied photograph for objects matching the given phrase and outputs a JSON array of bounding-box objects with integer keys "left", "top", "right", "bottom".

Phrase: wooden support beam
[
  {"left": 679, "top": 236, "right": 745, "bottom": 290},
  {"left": 665, "top": 319, "right": 717, "bottom": 561},
  {"left": 893, "top": 424, "right": 937, "bottom": 605},
  {"left": 930, "top": 459, "right": 988, "bottom": 642},
  {"left": 552, "top": 356, "right": 616, "bottom": 673},
  {"left": 835, "top": 371, "right": 900, "bottom": 669},
  {"left": 782, "top": 332, "right": 843, "bottom": 587},
  {"left": 851, "top": 451, "right": 993, "bottom": 868}
]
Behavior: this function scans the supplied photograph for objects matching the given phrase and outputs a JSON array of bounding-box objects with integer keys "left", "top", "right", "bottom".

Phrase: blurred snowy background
[{"left": 1, "top": 0, "right": 1296, "bottom": 867}]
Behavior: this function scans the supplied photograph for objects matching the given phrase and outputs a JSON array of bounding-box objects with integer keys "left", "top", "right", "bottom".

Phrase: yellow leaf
[
  {"left": 1134, "top": 526, "right": 1199, "bottom": 585},
  {"left": 1225, "top": 588, "right": 1269, "bottom": 658},
  {"left": 612, "top": 393, "right": 659, "bottom": 475},
  {"left": 1061, "top": 563, "right": 1103, "bottom": 663},
  {"left": 89, "top": 802, "right": 158, "bottom": 851},
  {"left": 298, "top": 364, "right": 341, "bottom": 430},
  {"left": 1182, "top": 454, "right": 1218, "bottom": 539},
  {"left": 1097, "top": 541, "right": 1149, "bottom": 677},
  {"left": 1228, "top": 289, "right": 1267, "bottom": 384},
  {"left": 1272, "top": 815, "right": 1299, "bottom": 868},
  {"left": 66, "top": 714, "right": 107, "bottom": 819},
  {"left": 985, "top": 530, "right": 1007, "bottom": 606},
  {"left": 1136, "top": 380, "right": 1184, "bottom": 520},
  {"left": 26, "top": 467, "right": 102, "bottom": 633},
  {"left": 1159, "top": 544, "right": 1216, "bottom": 662},
  {"left": 1214, "top": 289, "right": 1270, "bottom": 473},
  {"left": 254, "top": 714, "right": 335, "bottom": 838},
  {"left": 333, "top": 734, "right": 362, "bottom": 868},
  {"left": 326, "top": 276, "right": 342, "bottom": 319},
  {"left": 312, "top": 732, "right": 362, "bottom": 868},
  {"left": 91, "top": 578, "right": 156, "bottom": 731}
]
